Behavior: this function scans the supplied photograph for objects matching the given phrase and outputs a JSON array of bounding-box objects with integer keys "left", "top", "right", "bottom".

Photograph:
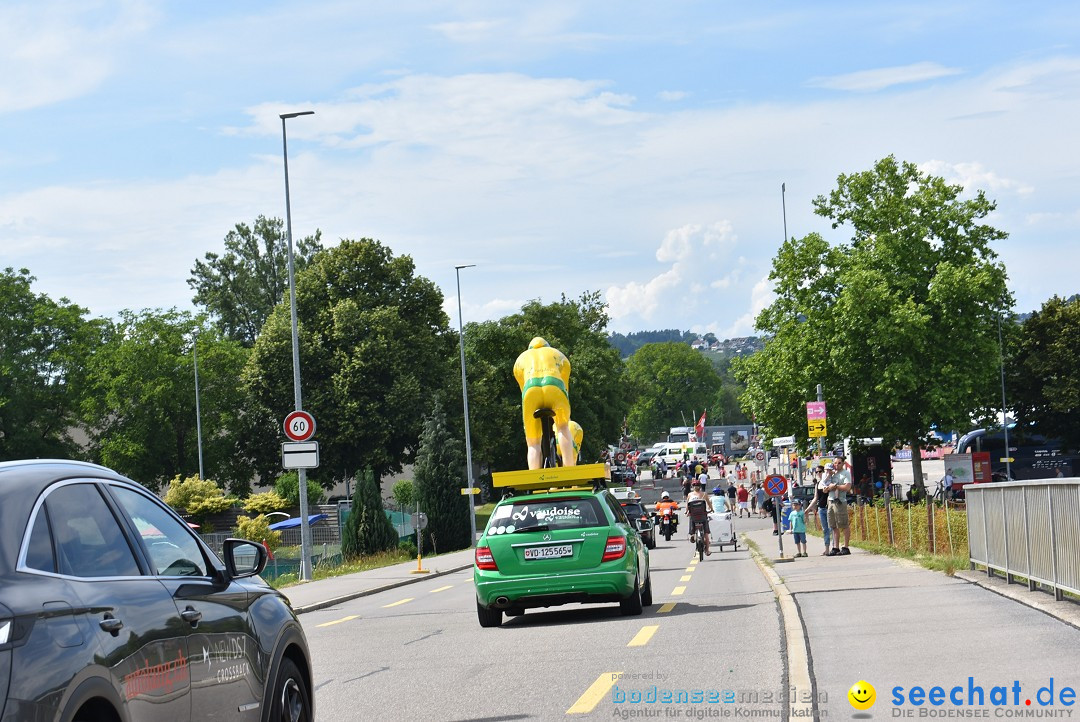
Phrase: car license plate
[{"left": 523, "top": 544, "right": 574, "bottom": 560}]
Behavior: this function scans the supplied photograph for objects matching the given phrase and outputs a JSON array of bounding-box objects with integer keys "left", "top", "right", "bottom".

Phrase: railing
[{"left": 966, "top": 479, "right": 1080, "bottom": 601}]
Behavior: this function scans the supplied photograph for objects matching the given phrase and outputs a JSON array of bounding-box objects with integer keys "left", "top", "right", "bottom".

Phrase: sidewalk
[
  {"left": 279, "top": 547, "right": 476, "bottom": 614},
  {"left": 742, "top": 526, "right": 1080, "bottom": 718}
]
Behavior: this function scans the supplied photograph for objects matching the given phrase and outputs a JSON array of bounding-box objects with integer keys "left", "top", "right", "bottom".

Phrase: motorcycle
[{"left": 654, "top": 507, "right": 678, "bottom": 542}]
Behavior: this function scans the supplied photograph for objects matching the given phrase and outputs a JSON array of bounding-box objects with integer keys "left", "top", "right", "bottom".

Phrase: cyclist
[
  {"left": 685, "top": 480, "right": 713, "bottom": 554},
  {"left": 513, "top": 337, "right": 574, "bottom": 469}
]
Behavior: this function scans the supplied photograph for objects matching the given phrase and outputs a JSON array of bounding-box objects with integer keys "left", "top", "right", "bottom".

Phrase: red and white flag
[{"left": 694, "top": 410, "right": 706, "bottom": 442}]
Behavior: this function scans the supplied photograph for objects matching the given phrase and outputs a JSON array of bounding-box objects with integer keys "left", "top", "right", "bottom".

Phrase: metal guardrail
[{"left": 966, "top": 479, "right": 1080, "bottom": 601}]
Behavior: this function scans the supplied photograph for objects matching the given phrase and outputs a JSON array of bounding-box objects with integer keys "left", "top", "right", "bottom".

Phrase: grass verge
[{"left": 268, "top": 548, "right": 416, "bottom": 589}]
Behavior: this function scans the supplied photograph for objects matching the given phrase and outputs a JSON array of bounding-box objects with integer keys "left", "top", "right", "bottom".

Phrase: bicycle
[{"left": 686, "top": 499, "right": 709, "bottom": 561}]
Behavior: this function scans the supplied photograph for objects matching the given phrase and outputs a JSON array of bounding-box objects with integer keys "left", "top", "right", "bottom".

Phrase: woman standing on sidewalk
[{"left": 805, "top": 466, "right": 832, "bottom": 555}]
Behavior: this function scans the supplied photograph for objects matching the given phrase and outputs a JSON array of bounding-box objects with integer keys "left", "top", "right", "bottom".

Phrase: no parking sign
[{"left": 765, "top": 474, "right": 788, "bottom": 497}]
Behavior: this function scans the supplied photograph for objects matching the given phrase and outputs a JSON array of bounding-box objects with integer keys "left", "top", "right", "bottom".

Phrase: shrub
[
  {"left": 398, "top": 539, "right": 418, "bottom": 558},
  {"left": 341, "top": 468, "right": 398, "bottom": 559},
  {"left": 274, "top": 471, "right": 325, "bottom": 506},
  {"left": 243, "top": 491, "right": 290, "bottom": 514},
  {"left": 163, "top": 474, "right": 236, "bottom": 523},
  {"left": 233, "top": 514, "right": 282, "bottom": 551}
]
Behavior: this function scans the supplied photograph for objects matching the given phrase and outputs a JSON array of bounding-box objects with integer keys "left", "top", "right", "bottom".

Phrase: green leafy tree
[
  {"left": 81, "top": 311, "right": 250, "bottom": 492},
  {"left": 735, "top": 156, "right": 1010, "bottom": 492},
  {"left": 414, "top": 400, "right": 471, "bottom": 554},
  {"left": 391, "top": 479, "right": 415, "bottom": 510},
  {"left": 462, "top": 292, "right": 627, "bottom": 474},
  {"left": 188, "top": 216, "right": 323, "bottom": 346},
  {"left": 273, "top": 471, "right": 325, "bottom": 507},
  {"left": 0, "top": 267, "right": 103, "bottom": 460},
  {"left": 233, "top": 515, "right": 282, "bottom": 550},
  {"left": 341, "top": 468, "right": 398, "bottom": 558},
  {"left": 624, "top": 342, "right": 722, "bottom": 442},
  {"left": 1007, "top": 296, "right": 1080, "bottom": 449},
  {"left": 242, "top": 491, "right": 290, "bottom": 514},
  {"left": 163, "top": 474, "right": 236, "bottom": 523},
  {"left": 242, "top": 239, "right": 455, "bottom": 485}
]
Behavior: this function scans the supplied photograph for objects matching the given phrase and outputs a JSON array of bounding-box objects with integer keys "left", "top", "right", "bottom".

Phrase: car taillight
[
  {"left": 602, "top": 536, "right": 626, "bottom": 562},
  {"left": 475, "top": 546, "right": 498, "bottom": 571}
]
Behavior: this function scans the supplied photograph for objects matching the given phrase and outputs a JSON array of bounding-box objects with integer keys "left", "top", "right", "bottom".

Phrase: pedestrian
[
  {"left": 736, "top": 483, "right": 750, "bottom": 518},
  {"left": 825, "top": 463, "right": 853, "bottom": 555},
  {"left": 755, "top": 483, "right": 767, "bottom": 517},
  {"left": 805, "top": 467, "right": 832, "bottom": 555},
  {"left": 698, "top": 467, "right": 710, "bottom": 491},
  {"left": 681, "top": 471, "right": 693, "bottom": 499},
  {"left": 726, "top": 480, "right": 738, "bottom": 514},
  {"left": 762, "top": 495, "right": 777, "bottom": 535},
  {"left": 750, "top": 482, "right": 758, "bottom": 515},
  {"left": 789, "top": 499, "right": 808, "bottom": 557}
]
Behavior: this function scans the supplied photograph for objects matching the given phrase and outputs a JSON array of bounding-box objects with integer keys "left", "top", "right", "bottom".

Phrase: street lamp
[
  {"left": 997, "top": 311, "right": 1012, "bottom": 481},
  {"left": 281, "top": 109, "right": 315, "bottom": 580},
  {"left": 455, "top": 264, "right": 478, "bottom": 546},
  {"left": 192, "top": 330, "right": 205, "bottom": 480}
]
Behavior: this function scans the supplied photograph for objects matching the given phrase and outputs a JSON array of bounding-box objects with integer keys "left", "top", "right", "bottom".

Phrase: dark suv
[{"left": 0, "top": 459, "right": 313, "bottom": 722}]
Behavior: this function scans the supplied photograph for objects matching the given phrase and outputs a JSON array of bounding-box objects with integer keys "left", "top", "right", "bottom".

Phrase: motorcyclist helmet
[{"left": 661, "top": 491, "right": 671, "bottom": 499}]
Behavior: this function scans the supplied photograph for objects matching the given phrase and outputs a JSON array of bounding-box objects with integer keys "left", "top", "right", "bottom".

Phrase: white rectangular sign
[
  {"left": 282, "top": 441, "right": 319, "bottom": 469},
  {"left": 772, "top": 436, "right": 796, "bottom": 447}
]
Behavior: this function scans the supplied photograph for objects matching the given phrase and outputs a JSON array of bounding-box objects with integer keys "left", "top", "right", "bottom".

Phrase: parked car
[
  {"left": 0, "top": 459, "right": 314, "bottom": 722},
  {"left": 474, "top": 487, "right": 652, "bottom": 627}
]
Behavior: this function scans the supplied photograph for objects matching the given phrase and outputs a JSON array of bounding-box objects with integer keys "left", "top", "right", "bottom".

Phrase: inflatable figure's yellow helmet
[{"left": 528, "top": 336, "right": 549, "bottom": 349}]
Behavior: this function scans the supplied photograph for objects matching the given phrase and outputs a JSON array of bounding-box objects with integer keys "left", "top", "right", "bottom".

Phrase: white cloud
[
  {"left": 429, "top": 19, "right": 507, "bottom": 43},
  {"left": 920, "top": 160, "right": 1034, "bottom": 195},
  {"left": 658, "top": 90, "right": 688, "bottom": 102},
  {"left": 807, "top": 61, "right": 963, "bottom": 92},
  {"left": 726, "top": 276, "right": 775, "bottom": 337}
]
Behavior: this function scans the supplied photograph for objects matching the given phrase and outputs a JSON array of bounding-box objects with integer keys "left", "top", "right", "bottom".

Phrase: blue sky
[{"left": 3, "top": 1, "right": 1078, "bottom": 336}]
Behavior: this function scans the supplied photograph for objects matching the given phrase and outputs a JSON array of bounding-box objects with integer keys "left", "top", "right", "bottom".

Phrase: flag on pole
[{"left": 694, "top": 410, "right": 706, "bottom": 442}]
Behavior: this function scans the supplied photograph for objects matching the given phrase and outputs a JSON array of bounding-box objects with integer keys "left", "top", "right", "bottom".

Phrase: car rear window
[{"left": 488, "top": 496, "right": 605, "bottom": 532}]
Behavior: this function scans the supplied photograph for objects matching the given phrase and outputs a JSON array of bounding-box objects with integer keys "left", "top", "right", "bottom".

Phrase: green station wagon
[{"left": 473, "top": 488, "right": 652, "bottom": 627}]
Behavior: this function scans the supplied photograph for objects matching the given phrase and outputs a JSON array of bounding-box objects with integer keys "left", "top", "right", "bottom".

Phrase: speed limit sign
[{"left": 283, "top": 410, "right": 316, "bottom": 442}]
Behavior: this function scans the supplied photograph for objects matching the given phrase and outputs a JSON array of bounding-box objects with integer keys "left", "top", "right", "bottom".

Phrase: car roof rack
[{"left": 492, "top": 463, "right": 610, "bottom": 495}]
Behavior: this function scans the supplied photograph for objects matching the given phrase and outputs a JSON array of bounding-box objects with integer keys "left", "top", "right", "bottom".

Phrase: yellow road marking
[
  {"left": 627, "top": 625, "right": 659, "bottom": 647},
  {"left": 316, "top": 614, "right": 359, "bottom": 628},
  {"left": 430, "top": 585, "right": 453, "bottom": 593},
  {"left": 680, "top": 574, "right": 692, "bottom": 582},
  {"left": 657, "top": 602, "right": 677, "bottom": 613},
  {"left": 382, "top": 597, "right": 414, "bottom": 608},
  {"left": 672, "top": 586, "right": 686, "bottom": 596},
  {"left": 567, "top": 671, "right": 622, "bottom": 714}
]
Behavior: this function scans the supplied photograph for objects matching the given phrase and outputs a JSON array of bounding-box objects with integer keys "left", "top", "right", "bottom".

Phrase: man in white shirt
[
  {"left": 685, "top": 480, "right": 714, "bottom": 554},
  {"left": 824, "top": 462, "right": 852, "bottom": 555}
]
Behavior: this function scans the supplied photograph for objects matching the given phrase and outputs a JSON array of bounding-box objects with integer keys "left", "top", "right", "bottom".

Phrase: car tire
[
  {"left": 620, "top": 576, "right": 644, "bottom": 616},
  {"left": 269, "top": 657, "right": 312, "bottom": 722},
  {"left": 646, "top": 535, "right": 656, "bottom": 550},
  {"left": 641, "top": 570, "right": 653, "bottom": 607},
  {"left": 477, "top": 600, "right": 503, "bottom": 628}
]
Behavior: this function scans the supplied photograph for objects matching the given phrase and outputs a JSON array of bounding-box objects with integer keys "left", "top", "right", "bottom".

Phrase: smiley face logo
[{"left": 848, "top": 680, "right": 876, "bottom": 711}]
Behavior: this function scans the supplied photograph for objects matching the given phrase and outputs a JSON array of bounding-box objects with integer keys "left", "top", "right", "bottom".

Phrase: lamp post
[
  {"left": 281, "top": 109, "right": 315, "bottom": 580},
  {"left": 192, "top": 330, "right": 205, "bottom": 480},
  {"left": 997, "top": 311, "right": 1012, "bottom": 481},
  {"left": 455, "top": 264, "right": 478, "bottom": 545}
]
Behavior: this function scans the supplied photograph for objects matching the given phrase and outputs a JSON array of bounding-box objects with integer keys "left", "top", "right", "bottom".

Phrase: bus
[{"left": 954, "top": 427, "right": 1075, "bottom": 480}]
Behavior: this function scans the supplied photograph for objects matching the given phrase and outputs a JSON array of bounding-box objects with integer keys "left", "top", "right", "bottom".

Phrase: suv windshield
[{"left": 488, "top": 496, "right": 605, "bottom": 533}]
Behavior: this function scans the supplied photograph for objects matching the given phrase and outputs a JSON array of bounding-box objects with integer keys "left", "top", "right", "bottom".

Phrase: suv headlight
[{"left": 0, "top": 620, "right": 10, "bottom": 645}]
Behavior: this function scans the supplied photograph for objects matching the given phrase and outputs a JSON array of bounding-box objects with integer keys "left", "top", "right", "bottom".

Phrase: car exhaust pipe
[{"left": 495, "top": 597, "right": 510, "bottom": 608}]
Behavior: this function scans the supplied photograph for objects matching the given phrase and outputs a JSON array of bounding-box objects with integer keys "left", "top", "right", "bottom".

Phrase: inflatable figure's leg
[
  {"left": 555, "top": 423, "right": 576, "bottom": 467},
  {"left": 526, "top": 442, "right": 543, "bottom": 470}
]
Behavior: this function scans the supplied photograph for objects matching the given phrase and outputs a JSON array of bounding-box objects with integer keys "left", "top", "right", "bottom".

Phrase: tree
[
  {"left": 188, "top": 216, "right": 323, "bottom": 346},
  {"left": 413, "top": 400, "right": 471, "bottom": 555},
  {"left": 391, "top": 479, "right": 415, "bottom": 510},
  {"left": 462, "top": 292, "right": 628, "bottom": 475},
  {"left": 341, "top": 468, "right": 398, "bottom": 558},
  {"left": 735, "top": 156, "right": 1010, "bottom": 492},
  {"left": 1007, "top": 296, "right": 1080, "bottom": 449},
  {"left": 624, "top": 342, "right": 722, "bottom": 442},
  {"left": 242, "top": 239, "right": 455, "bottom": 485},
  {"left": 273, "top": 472, "right": 325, "bottom": 507},
  {"left": 80, "top": 310, "right": 250, "bottom": 492},
  {"left": 0, "top": 267, "right": 102, "bottom": 460},
  {"left": 163, "top": 474, "right": 236, "bottom": 524}
]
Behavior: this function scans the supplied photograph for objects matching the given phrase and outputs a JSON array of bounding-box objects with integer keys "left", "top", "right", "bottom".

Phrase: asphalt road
[{"left": 301, "top": 502, "right": 786, "bottom": 721}]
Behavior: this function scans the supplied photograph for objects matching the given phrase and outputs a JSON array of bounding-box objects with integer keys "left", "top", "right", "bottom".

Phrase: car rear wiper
[{"left": 511, "top": 524, "right": 550, "bottom": 533}]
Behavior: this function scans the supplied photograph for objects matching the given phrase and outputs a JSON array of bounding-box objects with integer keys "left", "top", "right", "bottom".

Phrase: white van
[{"left": 658, "top": 442, "right": 707, "bottom": 466}]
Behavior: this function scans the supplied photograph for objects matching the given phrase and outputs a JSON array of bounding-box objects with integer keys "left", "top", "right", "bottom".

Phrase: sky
[{"left": 2, "top": 1, "right": 1078, "bottom": 338}]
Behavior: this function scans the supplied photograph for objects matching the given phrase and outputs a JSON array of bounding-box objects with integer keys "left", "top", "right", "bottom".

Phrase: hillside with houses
[{"left": 607, "top": 329, "right": 763, "bottom": 358}]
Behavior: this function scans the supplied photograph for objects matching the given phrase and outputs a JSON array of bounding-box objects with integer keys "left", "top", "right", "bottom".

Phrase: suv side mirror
[{"left": 223, "top": 538, "right": 268, "bottom": 579}]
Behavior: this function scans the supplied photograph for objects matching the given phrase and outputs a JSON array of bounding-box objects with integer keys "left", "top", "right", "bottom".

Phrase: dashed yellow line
[
  {"left": 685, "top": 565, "right": 696, "bottom": 572},
  {"left": 657, "top": 602, "right": 677, "bottom": 613},
  {"left": 382, "top": 597, "right": 414, "bottom": 608},
  {"left": 627, "top": 625, "right": 659, "bottom": 647},
  {"left": 316, "top": 614, "right": 359, "bottom": 628},
  {"left": 430, "top": 585, "right": 453, "bottom": 593},
  {"left": 672, "top": 586, "right": 686, "bottom": 596},
  {"left": 680, "top": 574, "right": 692, "bottom": 582},
  {"left": 567, "top": 672, "right": 622, "bottom": 714}
]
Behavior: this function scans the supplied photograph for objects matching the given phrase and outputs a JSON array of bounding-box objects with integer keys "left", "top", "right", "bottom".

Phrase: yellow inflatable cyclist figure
[
  {"left": 555, "top": 420, "right": 584, "bottom": 466},
  {"left": 513, "top": 337, "right": 576, "bottom": 469}
]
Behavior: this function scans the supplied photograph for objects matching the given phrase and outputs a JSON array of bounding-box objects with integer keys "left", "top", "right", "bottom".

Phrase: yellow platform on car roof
[{"left": 491, "top": 463, "right": 609, "bottom": 491}]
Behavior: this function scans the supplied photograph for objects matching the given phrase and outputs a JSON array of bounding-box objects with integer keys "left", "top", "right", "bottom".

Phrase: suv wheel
[
  {"left": 619, "top": 576, "right": 644, "bottom": 616},
  {"left": 270, "top": 657, "right": 312, "bottom": 722},
  {"left": 477, "top": 600, "right": 503, "bottom": 628}
]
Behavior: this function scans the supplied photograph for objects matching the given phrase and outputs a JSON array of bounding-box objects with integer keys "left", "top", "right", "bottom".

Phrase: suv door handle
[
  {"left": 180, "top": 607, "right": 202, "bottom": 626},
  {"left": 99, "top": 614, "right": 123, "bottom": 635}
]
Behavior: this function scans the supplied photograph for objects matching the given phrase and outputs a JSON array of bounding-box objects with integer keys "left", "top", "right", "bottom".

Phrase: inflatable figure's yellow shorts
[{"left": 521, "top": 383, "right": 571, "bottom": 443}]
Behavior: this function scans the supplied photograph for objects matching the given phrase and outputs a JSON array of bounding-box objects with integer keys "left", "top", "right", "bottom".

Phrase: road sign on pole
[
  {"left": 806, "top": 401, "right": 826, "bottom": 420},
  {"left": 755, "top": 450, "right": 766, "bottom": 462},
  {"left": 460, "top": 487, "right": 481, "bottom": 495},
  {"left": 764, "top": 474, "right": 789, "bottom": 497},
  {"left": 282, "top": 441, "right": 319, "bottom": 469},
  {"left": 283, "top": 410, "right": 316, "bottom": 442},
  {"left": 807, "top": 419, "right": 827, "bottom": 438}
]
